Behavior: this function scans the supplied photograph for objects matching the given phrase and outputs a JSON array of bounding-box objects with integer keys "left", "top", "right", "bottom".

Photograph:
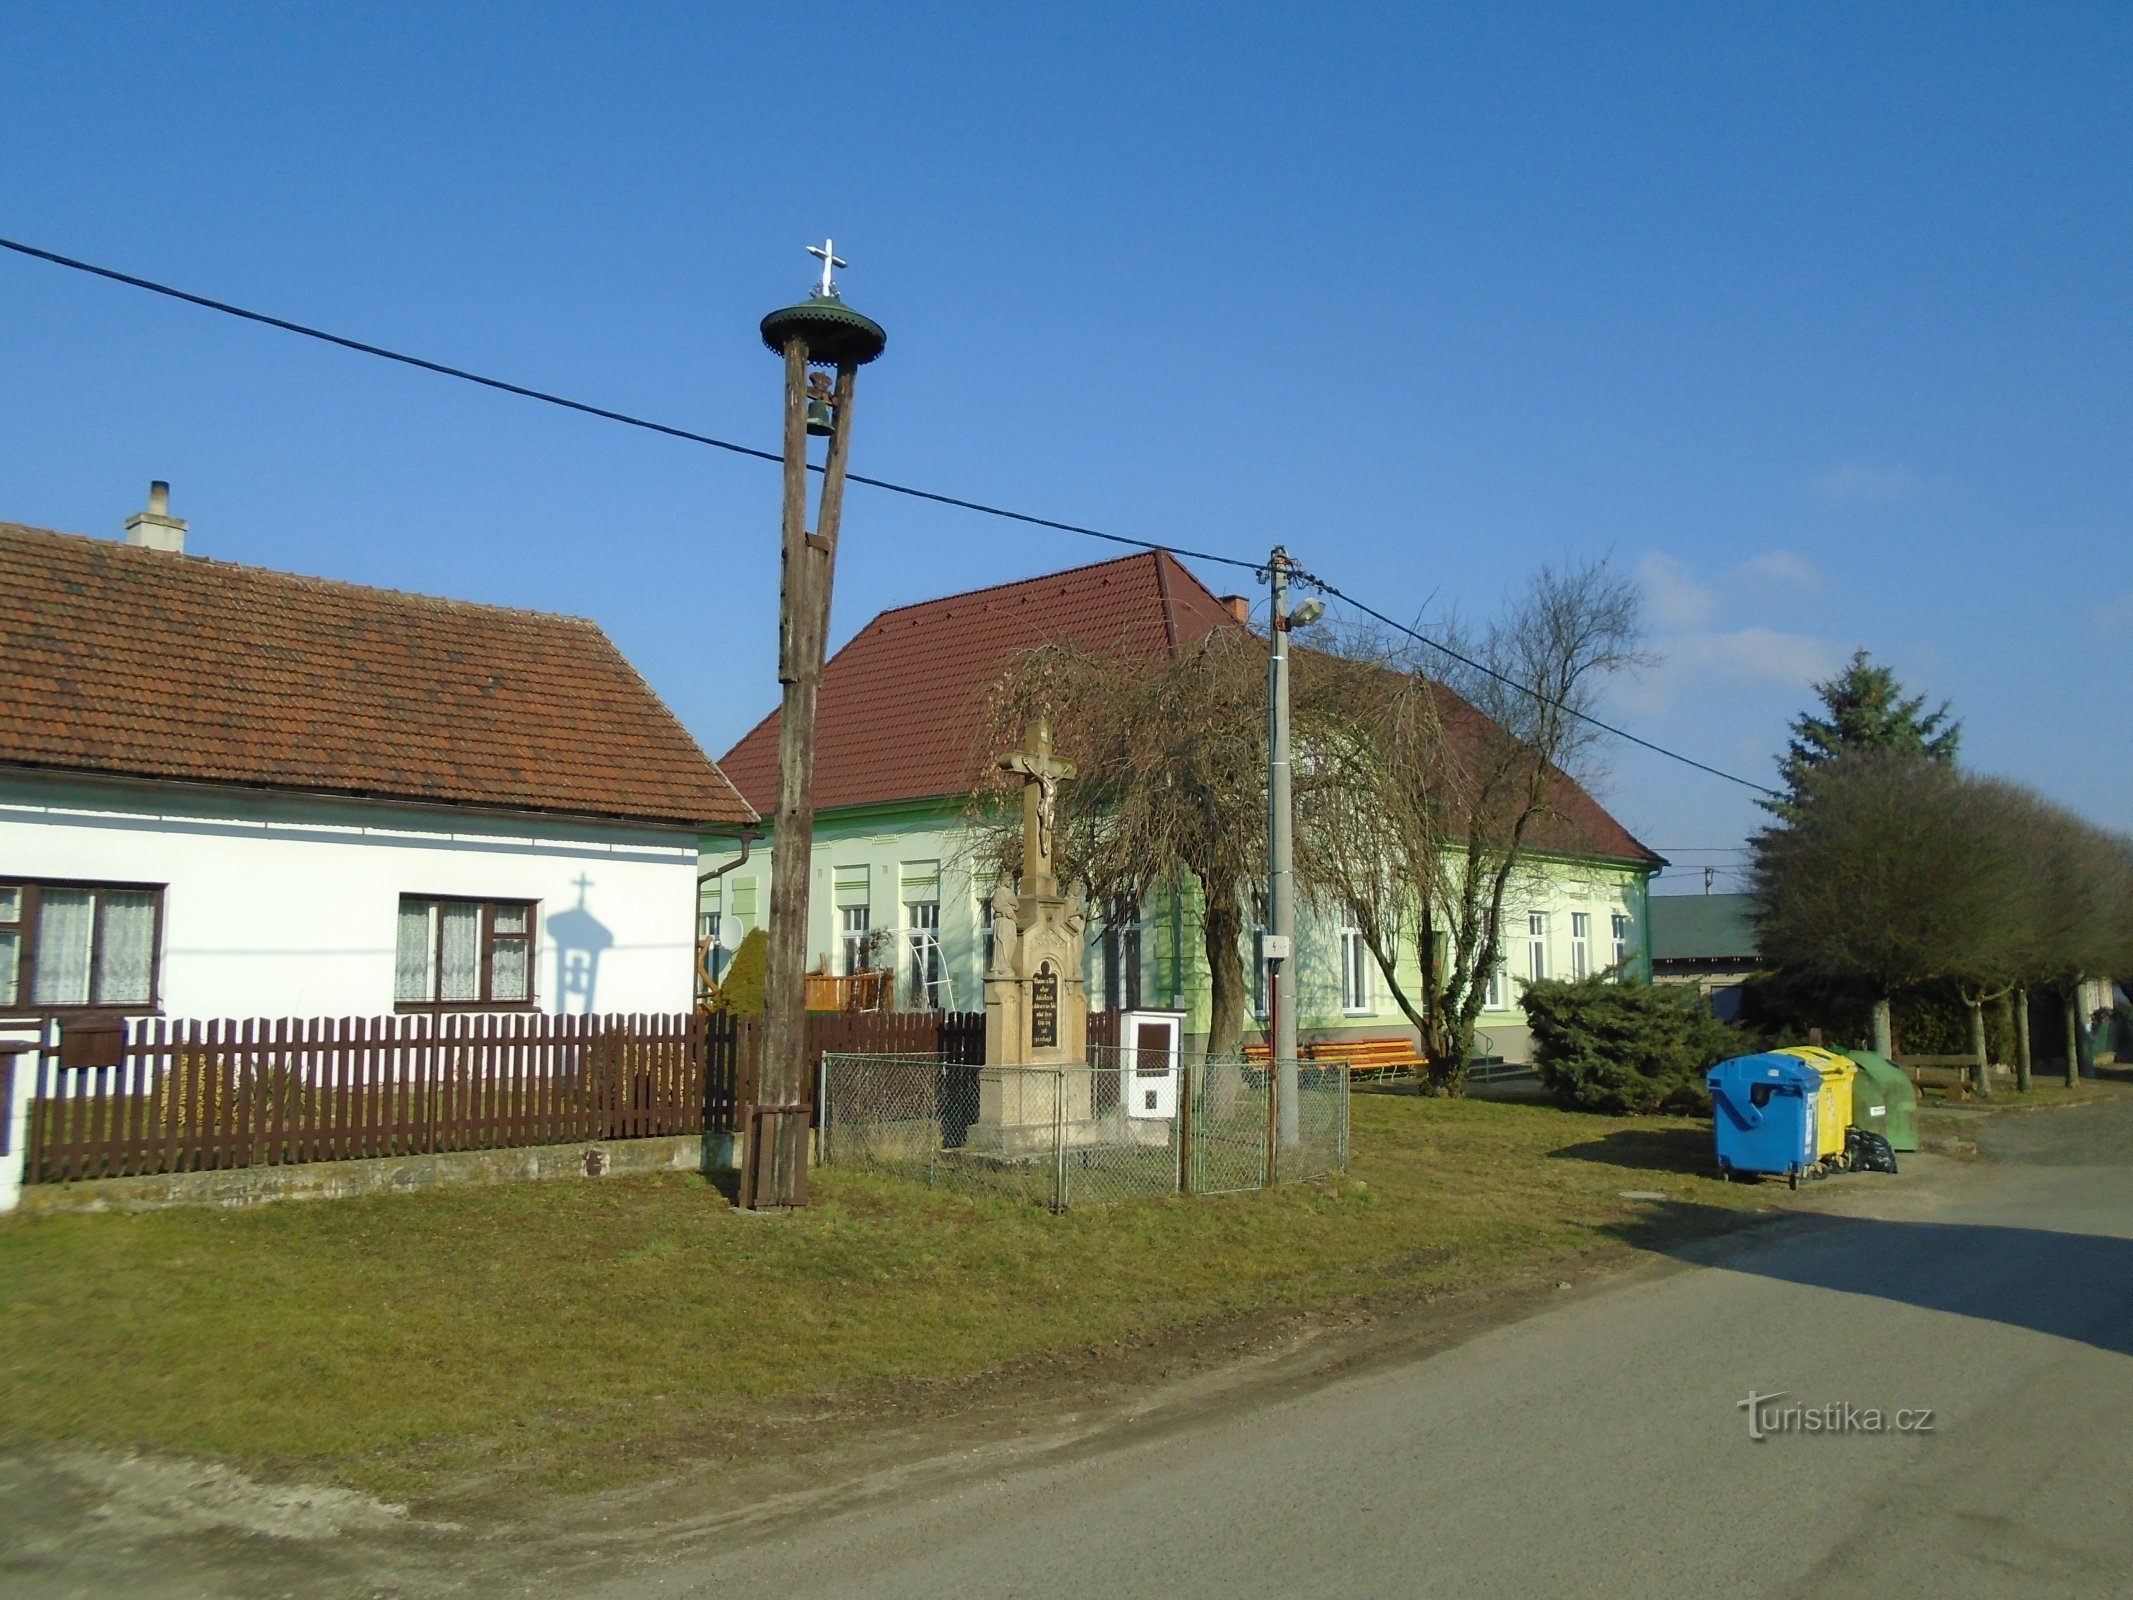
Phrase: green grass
[{"left": 0, "top": 1093, "right": 1768, "bottom": 1502}]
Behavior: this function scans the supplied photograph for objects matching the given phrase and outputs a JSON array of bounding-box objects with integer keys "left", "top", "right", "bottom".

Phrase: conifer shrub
[
  {"left": 715, "top": 928, "right": 769, "bottom": 1015},
  {"left": 1522, "top": 975, "right": 1751, "bottom": 1115}
]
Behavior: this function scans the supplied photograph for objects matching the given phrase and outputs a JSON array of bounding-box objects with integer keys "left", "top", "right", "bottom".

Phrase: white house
[{"left": 1, "top": 487, "right": 753, "bottom": 1088}]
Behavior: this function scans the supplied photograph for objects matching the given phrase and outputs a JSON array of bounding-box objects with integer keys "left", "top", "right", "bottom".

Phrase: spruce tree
[{"left": 1764, "top": 649, "right": 1959, "bottom": 821}]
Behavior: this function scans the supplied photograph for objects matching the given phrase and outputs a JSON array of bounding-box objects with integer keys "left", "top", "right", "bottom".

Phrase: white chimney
[{"left": 123, "top": 480, "right": 188, "bottom": 553}]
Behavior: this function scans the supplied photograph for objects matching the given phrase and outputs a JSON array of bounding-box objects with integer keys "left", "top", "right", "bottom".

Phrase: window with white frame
[
  {"left": 1570, "top": 912, "right": 1591, "bottom": 979},
  {"left": 1340, "top": 905, "right": 1370, "bottom": 1013},
  {"left": 395, "top": 896, "right": 534, "bottom": 1008},
  {"left": 1525, "top": 911, "right": 1549, "bottom": 985},
  {"left": 1483, "top": 943, "right": 1508, "bottom": 1011},
  {"left": 905, "top": 899, "right": 943, "bottom": 1009},
  {"left": 1100, "top": 897, "right": 1142, "bottom": 1012},
  {"left": 1611, "top": 911, "right": 1632, "bottom": 973},
  {"left": 0, "top": 879, "right": 163, "bottom": 1012},
  {"left": 839, "top": 904, "right": 871, "bottom": 976}
]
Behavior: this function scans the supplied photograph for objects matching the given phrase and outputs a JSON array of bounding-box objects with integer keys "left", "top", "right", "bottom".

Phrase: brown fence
[
  {"left": 730, "top": 1010, "right": 986, "bottom": 1126},
  {"left": 26, "top": 1008, "right": 985, "bottom": 1184}
]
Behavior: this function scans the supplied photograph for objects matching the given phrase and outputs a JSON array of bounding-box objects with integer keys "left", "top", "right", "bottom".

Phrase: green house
[{"left": 701, "top": 552, "right": 1662, "bottom": 1062}]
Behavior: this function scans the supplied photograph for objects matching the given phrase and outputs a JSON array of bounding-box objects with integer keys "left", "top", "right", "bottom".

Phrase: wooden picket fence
[{"left": 25, "top": 1007, "right": 985, "bottom": 1184}]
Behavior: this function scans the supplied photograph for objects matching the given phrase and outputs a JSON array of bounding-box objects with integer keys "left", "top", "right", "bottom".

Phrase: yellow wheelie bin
[{"left": 1776, "top": 1046, "right": 1857, "bottom": 1168}]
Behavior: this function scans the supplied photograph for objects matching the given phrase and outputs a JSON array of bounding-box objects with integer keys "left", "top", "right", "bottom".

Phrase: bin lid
[
  {"left": 1708, "top": 1051, "right": 1822, "bottom": 1090},
  {"left": 1774, "top": 1045, "right": 1857, "bottom": 1079},
  {"left": 1840, "top": 1049, "right": 1916, "bottom": 1099}
]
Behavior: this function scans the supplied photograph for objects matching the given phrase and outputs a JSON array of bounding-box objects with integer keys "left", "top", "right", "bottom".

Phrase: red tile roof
[
  {"left": 722, "top": 551, "right": 1660, "bottom": 866},
  {"left": 0, "top": 521, "right": 754, "bottom": 830},
  {"left": 723, "top": 551, "right": 1242, "bottom": 814}
]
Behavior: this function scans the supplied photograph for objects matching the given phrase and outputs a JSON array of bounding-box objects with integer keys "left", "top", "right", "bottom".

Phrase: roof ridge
[
  {"left": 869, "top": 548, "right": 1171, "bottom": 621},
  {"left": 0, "top": 521, "right": 602, "bottom": 628}
]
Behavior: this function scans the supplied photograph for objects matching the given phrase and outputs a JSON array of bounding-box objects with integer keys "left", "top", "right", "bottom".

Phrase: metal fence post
[
  {"left": 1176, "top": 1058, "right": 1192, "bottom": 1196},
  {"left": 1054, "top": 1065, "right": 1068, "bottom": 1213}
]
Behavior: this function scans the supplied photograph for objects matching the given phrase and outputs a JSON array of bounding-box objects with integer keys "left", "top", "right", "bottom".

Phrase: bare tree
[
  {"left": 1751, "top": 754, "right": 2133, "bottom": 1092},
  {"left": 1296, "top": 562, "right": 1645, "bottom": 1090},
  {"left": 1753, "top": 752, "right": 1992, "bottom": 1054},
  {"left": 968, "top": 629, "right": 1268, "bottom": 1055},
  {"left": 2016, "top": 805, "right": 2133, "bottom": 1085}
]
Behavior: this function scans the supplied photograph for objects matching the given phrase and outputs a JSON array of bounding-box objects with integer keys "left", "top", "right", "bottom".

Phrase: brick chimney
[
  {"left": 1217, "top": 594, "right": 1251, "bottom": 624},
  {"left": 123, "top": 480, "right": 187, "bottom": 553}
]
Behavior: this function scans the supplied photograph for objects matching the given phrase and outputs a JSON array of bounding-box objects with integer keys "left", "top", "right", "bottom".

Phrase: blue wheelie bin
[{"left": 1708, "top": 1053, "right": 1822, "bottom": 1189}]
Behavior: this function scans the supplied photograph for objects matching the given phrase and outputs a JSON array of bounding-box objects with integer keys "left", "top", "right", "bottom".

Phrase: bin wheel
[{"left": 1787, "top": 1169, "right": 1800, "bottom": 1191}]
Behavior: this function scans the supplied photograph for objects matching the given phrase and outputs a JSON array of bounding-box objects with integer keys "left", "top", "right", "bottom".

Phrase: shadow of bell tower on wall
[{"left": 547, "top": 873, "right": 613, "bottom": 1016}]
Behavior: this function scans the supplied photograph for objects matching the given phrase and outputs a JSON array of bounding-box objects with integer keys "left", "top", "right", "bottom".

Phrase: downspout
[
  {"left": 1638, "top": 866, "right": 1657, "bottom": 984},
  {"left": 697, "top": 827, "right": 761, "bottom": 989},
  {"left": 697, "top": 827, "right": 760, "bottom": 890}
]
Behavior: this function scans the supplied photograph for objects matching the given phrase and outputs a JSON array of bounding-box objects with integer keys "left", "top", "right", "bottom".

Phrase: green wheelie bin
[{"left": 1841, "top": 1049, "right": 1918, "bottom": 1153}]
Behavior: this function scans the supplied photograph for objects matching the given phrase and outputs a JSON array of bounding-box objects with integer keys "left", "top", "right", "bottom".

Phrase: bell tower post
[{"left": 745, "top": 241, "right": 888, "bottom": 1210}]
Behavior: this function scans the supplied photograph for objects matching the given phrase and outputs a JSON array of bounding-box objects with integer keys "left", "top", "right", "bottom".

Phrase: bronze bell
[{"left": 804, "top": 371, "right": 835, "bottom": 437}]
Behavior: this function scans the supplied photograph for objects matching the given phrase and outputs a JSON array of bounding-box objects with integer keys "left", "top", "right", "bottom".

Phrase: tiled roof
[
  {"left": 723, "top": 550, "right": 1244, "bottom": 813},
  {"left": 1410, "top": 671, "right": 1666, "bottom": 867},
  {"left": 0, "top": 521, "right": 754, "bottom": 830},
  {"left": 722, "top": 550, "right": 1661, "bottom": 867}
]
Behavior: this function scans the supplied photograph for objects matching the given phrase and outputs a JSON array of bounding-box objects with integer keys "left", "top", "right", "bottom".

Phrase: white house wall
[{"left": 1, "top": 772, "right": 701, "bottom": 1027}]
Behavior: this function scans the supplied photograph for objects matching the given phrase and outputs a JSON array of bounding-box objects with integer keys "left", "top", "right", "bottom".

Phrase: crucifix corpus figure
[{"left": 1000, "top": 718, "right": 1076, "bottom": 895}]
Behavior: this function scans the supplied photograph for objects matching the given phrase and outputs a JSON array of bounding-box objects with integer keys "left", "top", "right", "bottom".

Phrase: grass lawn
[{"left": 0, "top": 1092, "right": 1773, "bottom": 1503}]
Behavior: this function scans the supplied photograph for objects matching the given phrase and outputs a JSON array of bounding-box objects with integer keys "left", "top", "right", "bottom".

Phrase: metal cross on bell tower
[
  {"left": 804, "top": 238, "right": 847, "bottom": 299},
  {"left": 744, "top": 243, "right": 888, "bottom": 1211}
]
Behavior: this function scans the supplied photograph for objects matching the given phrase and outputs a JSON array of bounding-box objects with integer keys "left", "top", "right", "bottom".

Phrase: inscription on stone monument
[{"left": 1031, "top": 965, "right": 1059, "bottom": 1049}]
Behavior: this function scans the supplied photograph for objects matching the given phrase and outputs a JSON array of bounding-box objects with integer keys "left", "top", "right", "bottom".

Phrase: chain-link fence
[{"left": 818, "top": 1049, "right": 1347, "bottom": 1210}]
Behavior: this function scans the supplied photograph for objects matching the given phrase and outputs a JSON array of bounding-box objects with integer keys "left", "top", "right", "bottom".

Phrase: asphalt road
[{"left": 618, "top": 1088, "right": 2133, "bottom": 1600}]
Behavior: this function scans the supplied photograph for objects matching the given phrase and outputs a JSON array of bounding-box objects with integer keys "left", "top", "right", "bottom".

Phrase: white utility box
[{"left": 1118, "top": 1008, "right": 1186, "bottom": 1119}]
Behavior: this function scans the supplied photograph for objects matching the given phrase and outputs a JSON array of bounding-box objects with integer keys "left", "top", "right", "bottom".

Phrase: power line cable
[
  {"left": 1294, "top": 567, "right": 1781, "bottom": 796},
  {"left": 1, "top": 231, "right": 1778, "bottom": 796},
  {"left": 0, "top": 234, "right": 1262, "bottom": 575}
]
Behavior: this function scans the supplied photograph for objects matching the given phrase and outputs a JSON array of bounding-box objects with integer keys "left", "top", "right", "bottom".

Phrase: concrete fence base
[{"left": 7, "top": 1130, "right": 740, "bottom": 1216}]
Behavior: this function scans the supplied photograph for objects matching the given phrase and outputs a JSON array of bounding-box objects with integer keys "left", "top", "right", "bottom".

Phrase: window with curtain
[
  {"left": 839, "top": 904, "right": 872, "bottom": 976},
  {"left": 905, "top": 899, "right": 943, "bottom": 1009},
  {"left": 1526, "top": 912, "right": 1549, "bottom": 984},
  {"left": 0, "top": 880, "right": 163, "bottom": 1012},
  {"left": 1340, "top": 905, "right": 1370, "bottom": 1013},
  {"left": 1484, "top": 943, "right": 1508, "bottom": 1011},
  {"left": 394, "top": 897, "right": 535, "bottom": 1007}
]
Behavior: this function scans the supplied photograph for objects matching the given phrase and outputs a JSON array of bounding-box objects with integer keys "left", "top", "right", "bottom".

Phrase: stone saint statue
[{"left": 988, "top": 880, "right": 1020, "bottom": 978}]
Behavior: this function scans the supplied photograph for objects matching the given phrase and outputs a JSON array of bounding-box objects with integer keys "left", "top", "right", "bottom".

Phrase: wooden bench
[
  {"left": 1895, "top": 1054, "right": 2009, "bottom": 1096},
  {"left": 1241, "top": 1037, "right": 1428, "bottom": 1082},
  {"left": 1306, "top": 1037, "right": 1427, "bottom": 1083}
]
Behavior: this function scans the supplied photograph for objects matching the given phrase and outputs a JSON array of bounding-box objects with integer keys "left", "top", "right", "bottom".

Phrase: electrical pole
[
  {"left": 747, "top": 243, "right": 886, "bottom": 1209},
  {"left": 1267, "top": 547, "right": 1300, "bottom": 1149}
]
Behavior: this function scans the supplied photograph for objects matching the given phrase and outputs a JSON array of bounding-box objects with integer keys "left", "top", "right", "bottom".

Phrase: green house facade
[{"left": 704, "top": 553, "right": 1662, "bottom": 1062}]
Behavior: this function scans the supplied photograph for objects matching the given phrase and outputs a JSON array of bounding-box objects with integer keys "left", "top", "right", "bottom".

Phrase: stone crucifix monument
[{"left": 972, "top": 719, "right": 1091, "bottom": 1154}]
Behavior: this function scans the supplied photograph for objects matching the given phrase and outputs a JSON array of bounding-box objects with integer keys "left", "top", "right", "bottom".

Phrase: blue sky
[{"left": 3, "top": 3, "right": 2126, "bottom": 889}]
